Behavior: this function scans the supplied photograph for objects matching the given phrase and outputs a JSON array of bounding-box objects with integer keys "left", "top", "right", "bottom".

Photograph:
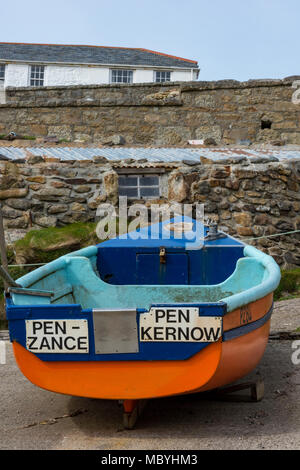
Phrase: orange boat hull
[{"left": 12, "top": 294, "right": 272, "bottom": 400}]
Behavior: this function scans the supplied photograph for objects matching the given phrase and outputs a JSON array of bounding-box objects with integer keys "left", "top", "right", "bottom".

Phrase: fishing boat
[{"left": 5, "top": 217, "right": 280, "bottom": 428}]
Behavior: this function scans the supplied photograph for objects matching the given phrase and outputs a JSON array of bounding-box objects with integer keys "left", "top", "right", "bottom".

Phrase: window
[
  {"left": 30, "top": 65, "right": 45, "bottom": 86},
  {"left": 0, "top": 65, "right": 5, "bottom": 82},
  {"left": 111, "top": 69, "right": 133, "bottom": 84},
  {"left": 119, "top": 174, "right": 160, "bottom": 199},
  {"left": 155, "top": 71, "right": 171, "bottom": 83}
]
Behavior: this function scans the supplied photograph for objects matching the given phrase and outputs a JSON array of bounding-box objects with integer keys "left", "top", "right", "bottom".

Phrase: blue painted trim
[
  {"left": 7, "top": 301, "right": 226, "bottom": 362},
  {"left": 223, "top": 303, "right": 273, "bottom": 342}
]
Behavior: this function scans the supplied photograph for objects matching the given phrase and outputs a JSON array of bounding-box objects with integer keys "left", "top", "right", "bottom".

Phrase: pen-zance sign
[{"left": 26, "top": 319, "right": 89, "bottom": 353}]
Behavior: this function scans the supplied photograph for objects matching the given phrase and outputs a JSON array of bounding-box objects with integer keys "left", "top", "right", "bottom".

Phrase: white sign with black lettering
[
  {"left": 26, "top": 319, "right": 89, "bottom": 353},
  {"left": 140, "top": 307, "right": 222, "bottom": 343}
]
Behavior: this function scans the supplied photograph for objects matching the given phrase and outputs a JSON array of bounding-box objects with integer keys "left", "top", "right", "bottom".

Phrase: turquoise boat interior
[{"left": 11, "top": 217, "right": 281, "bottom": 314}]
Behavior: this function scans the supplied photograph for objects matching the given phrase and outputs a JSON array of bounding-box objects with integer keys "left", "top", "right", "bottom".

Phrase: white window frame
[
  {"left": 154, "top": 70, "right": 171, "bottom": 83},
  {"left": 110, "top": 69, "right": 134, "bottom": 84},
  {"left": 29, "top": 65, "right": 45, "bottom": 87},
  {"left": 118, "top": 174, "right": 161, "bottom": 200},
  {"left": 0, "top": 64, "right": 5, "bottom": 83}
]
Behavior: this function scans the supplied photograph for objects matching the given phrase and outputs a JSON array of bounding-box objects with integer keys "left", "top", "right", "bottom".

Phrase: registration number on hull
[
  {"left": 25, "top": 319, "right": 89, "bottom": 353},
  {"left": 139, "top": 307, "right": 222, "bottom": 343}
]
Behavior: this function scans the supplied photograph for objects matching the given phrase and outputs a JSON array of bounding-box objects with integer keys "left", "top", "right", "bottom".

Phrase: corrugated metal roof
[
  {"left": 1, "top": 146, "right": 300, "bottom": 162},
  {"left": 0, "top": 43, "right": 198, "bottom": 69}
]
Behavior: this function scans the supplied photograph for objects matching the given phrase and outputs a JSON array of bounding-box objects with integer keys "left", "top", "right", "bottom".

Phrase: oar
[{"left": 0, "top": 266, "right": 21, "bottom": 288}]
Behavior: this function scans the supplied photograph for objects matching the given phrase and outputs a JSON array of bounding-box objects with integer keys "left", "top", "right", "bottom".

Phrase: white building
[{"left": 0, "top": 42, "right": 199, "bottom": 88}]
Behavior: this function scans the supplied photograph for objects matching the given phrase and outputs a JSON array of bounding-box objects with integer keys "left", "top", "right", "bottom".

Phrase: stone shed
[{"left": 0, "top": 144, "right": 300, "bottom": 269}]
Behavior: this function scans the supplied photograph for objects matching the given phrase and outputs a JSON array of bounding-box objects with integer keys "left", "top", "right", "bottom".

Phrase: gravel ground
[
  {"left": 0, "top": 299, "right": 299, "bottom": 450},
  {"left": 271, "top": 298, "right": 300, "bottom": 333}
]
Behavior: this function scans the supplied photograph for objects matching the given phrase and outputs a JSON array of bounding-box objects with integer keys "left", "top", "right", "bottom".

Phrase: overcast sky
[{"left": 1, "top": 0, "right": 298, "bottom": 81}]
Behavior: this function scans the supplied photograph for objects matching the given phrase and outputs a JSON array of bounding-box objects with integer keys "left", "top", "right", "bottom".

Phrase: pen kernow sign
[{"left": 139, "top": 307, "right": 222, "bottom": 343}]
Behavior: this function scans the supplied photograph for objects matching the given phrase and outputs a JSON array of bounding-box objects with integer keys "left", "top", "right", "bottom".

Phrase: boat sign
[
  {"left": 25, "top": 319, "right": 89, "bottom": 354},
  {"left": 139, "top": 307, "right": 222, "bottom": 343}
]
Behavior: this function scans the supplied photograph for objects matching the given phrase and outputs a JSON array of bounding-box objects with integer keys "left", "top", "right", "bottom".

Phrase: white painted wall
[
  {"left": 45, "top": 65, "right": 110, "bottom": 86},
  {"left": 172, "top": 70, "right": 194, "bottom": 81},
  {"left": 134, "top": 68, "right": 193, "bottom": 83},
  {"left": 1, "top": 62, "right": 198, "bottom": 87},
  {"left": 134, "top": 69, "right": 156, "bottom": 83},
  {"left": 5, "top": 63, "right": 29, "bottom": 87}
]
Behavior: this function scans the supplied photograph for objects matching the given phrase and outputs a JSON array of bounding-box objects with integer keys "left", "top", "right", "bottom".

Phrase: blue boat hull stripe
[{"left": 223, "top": 303, "right": 273, "bottom": 342}]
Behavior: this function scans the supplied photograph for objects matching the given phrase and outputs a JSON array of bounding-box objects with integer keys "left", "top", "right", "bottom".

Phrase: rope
[{"left": 243, "top": 229, "right": 300, "bottom": 241}]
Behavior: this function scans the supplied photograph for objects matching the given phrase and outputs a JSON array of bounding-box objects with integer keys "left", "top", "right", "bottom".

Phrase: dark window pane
[
  {"left": 119, "top": 176, "right": 138, "bottom": 186},
  {"left": 119, "top": 187, "right": 138, "bottom": 198},
  {"left": 30, "top": 65, "right": 44, "bottom": 86},
  {"left": 139, "top": 176, "right": 159, "bottom": 186},
  {"left": 155, "top": 71, "right": 171, "bottom": 83},
  {"left": 0, "top": 65, "right": 5, "bottom": 80},
  {"left": 111, "top": 69, "right": 133, "bottom": 84},
  {"left": 140, "top": 187, "right": 160, "bottom": 198}
]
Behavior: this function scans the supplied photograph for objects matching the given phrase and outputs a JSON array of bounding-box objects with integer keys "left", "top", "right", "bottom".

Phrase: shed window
[
  {"left": 119, "top": 174, "right": 160, "bottom": 199},
  {"left": 30, "top": 65, "right": 45, "bottom": 87},
  {"left": 155, "top": 71, "right": 171, "bottom": 83},
  {"left": 111, "top": 69, "right": 133, "bottom": 84},
  {"left": 0, "top": 65, "right": 5, "bottom": 82}
]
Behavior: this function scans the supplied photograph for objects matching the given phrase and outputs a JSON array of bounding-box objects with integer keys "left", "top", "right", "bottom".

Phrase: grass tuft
[
  {"left": 274, "top": 268, "right": 300, "bottom": 301},
  {"left": 0, "top": 222, "right": 100, "bottom": 327}
]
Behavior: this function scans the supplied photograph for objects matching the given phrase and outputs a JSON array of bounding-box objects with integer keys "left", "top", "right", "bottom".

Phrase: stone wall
[
  {"left": 166, "top": 157, "right": 300, "bottom": 268},
  {"left": 0, "top": 155, "right": 299, "bottom": 269},
  {"left": 0, "top": 77, "right": 300, "bottom": 145}
]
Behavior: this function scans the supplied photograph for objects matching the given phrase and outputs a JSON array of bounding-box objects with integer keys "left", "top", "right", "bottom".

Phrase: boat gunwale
[{"left": 12, "top": 244, "right": 280, "bottom": 315}]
